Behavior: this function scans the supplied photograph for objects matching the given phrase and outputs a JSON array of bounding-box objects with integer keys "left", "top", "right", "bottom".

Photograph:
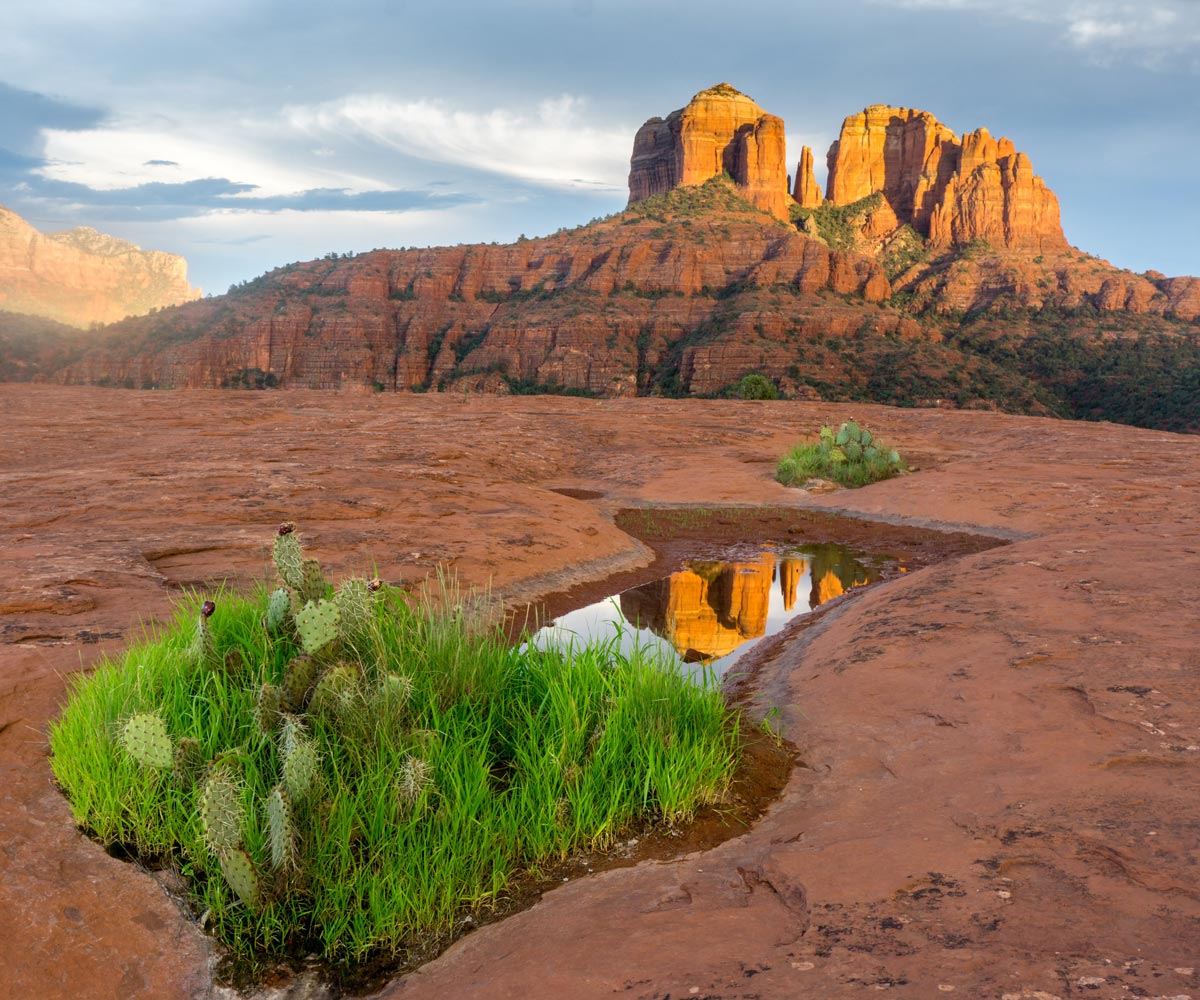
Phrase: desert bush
[
  {"left": 733, "top": 373, "right": 778, "bottom": 400},
  {"left": 776, "top": 421, "right": 906, "bottom": 488},
  {"left": 49, "top": 524, "right": 738, "bottom": 975}
]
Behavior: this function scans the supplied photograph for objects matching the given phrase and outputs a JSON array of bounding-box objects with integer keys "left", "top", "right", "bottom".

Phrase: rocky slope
[
  {"left": 629, "top": 84, "right": 791, "bottom": 221},
  {"left": 0, "top": 206, "right": 200, "bottom": 327},
  {"left": 54, "top": 180, "right": 904, "bottom": 397}
]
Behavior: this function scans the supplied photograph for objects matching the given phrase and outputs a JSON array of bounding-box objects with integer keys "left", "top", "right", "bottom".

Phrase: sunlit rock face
[
  {"left": 620, "top": 553, "right": 775, "bottom": 662},
  {"left": 825, "top": 105, "right": 1068, "bottom": 252},
  {"left": 628, "top": 84, "right": 791, "bottom": 221},
  {"left": 0, "top": 206, "right": 200, "bottom": 328}
]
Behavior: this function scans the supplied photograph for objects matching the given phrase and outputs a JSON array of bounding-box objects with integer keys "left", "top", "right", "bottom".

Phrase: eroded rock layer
[
  {"left": 628, "top": 84, "right": 791, "bottom": 221},
  {"left": 825, "top": 106, "right": 1067, "bottom": 252},
  {"left": 0, "top": 206, "right": 200, "bottom": 328}
]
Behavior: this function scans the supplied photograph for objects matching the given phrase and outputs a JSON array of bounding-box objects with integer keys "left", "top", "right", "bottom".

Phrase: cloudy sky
[{"left": 3, "top": 0, "right": 1198, "bottom": 294}]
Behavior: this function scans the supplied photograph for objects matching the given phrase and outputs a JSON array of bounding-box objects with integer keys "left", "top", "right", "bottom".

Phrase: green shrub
[
  {"left": 776, "top": 421, "right": 906, "bottom": 488},
  {"left": 49, "top": 525, "right": 738, "bottom": 976},
  {"left": 734, "top": 373, "right": 777, "bottom": 400}
]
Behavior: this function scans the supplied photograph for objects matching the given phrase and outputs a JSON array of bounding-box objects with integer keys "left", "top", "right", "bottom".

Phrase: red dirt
[{"left": 1, "top": 385, "right": 1198, "bottom": 1000}]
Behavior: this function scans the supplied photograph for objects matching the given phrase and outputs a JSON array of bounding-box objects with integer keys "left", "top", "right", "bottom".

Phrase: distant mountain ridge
[
  {"left": 4, "top": 85, "right": 1199, "bottom": 431},
  {"left": 0, "top": 206, "right": 200, "bottom": 328}
]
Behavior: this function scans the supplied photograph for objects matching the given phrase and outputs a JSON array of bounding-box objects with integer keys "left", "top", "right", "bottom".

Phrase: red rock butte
[
  {"left": 825, "top": 105, "right": 1068, "bottom": 252},
  {"left": 628, "top": 83, "right": 792, "bottom": 221},
  {"left": 630, "top": 91, "right": 1069, "bottom": 253}
]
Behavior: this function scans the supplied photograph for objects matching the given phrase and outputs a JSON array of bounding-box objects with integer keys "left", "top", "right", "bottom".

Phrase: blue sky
[{"left": 3, "top": 0, "right": 1198, "bottom": 294}]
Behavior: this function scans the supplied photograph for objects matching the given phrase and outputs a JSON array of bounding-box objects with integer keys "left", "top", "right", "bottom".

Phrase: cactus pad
[
  {"left": 378, "top": 673, "right": 413, "bottom": 710},
  {"left": 218, "top": 848, "right": 260, "bottom": 909},
  {"left": 255, "top": 683, "right": 284, "bottom": 734},
  {"left": 334, "top": 577, "right": 373, "bottom": 645},
  {"left": 189, "top": 610, "right": 215, "bottom": 666},
  {"left": 282, "top": 738, "right": 319, "bottom": 801},
  {"left": 300, "top": 559, "right": 327, "bottom": 604},
  {"left": 844, "top": 440, "right": 863, "bottom": 462},
  {"left": 200, "top": 767, "right": 243, "bottom": 854},
  {"left": 266, "top": 785, "right": 295, "bottom": 871},
  {"left": 309, "top": 663, "right": 359, "bottom": 717},
  {"left": 265, "top": 588, "right": 291, "bottom": 632},
  {"left": 281, "top": 655, "right": 319, "bottom": 711},
  {"left": 296, "top": 599, "right": 341, "bottom": 654},
  {"left": 119, "top": 712, "right": 174, "bottom": 769},
  {"left": 273, "top": 531, "right": 305, "bottom": 590}
]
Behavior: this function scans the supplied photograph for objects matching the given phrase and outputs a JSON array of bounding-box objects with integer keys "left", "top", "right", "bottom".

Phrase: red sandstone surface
[
  {"left": 2, "top": 385, "right": 1198, "bottom": 999},
  {"left": 0, "top": 206, "right": 200, "bottom": 328}
]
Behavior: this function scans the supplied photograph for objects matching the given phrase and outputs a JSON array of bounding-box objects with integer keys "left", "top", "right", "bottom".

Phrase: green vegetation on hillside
[{"left": 789, "top": 193, "right": 884, "bottom": 250}]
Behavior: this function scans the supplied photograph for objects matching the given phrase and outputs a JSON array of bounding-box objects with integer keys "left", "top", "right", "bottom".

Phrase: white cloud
[
  {"left": 284, "top": 93, "right": 632, "bottom": 192},
  {"left": 873, "top": 0, "right": 1200, "bottom": 67}
]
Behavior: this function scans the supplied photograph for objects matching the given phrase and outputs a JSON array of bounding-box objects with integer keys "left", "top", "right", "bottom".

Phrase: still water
[{"left": 532, "top": 543, "right": 895, "bottom": 679}]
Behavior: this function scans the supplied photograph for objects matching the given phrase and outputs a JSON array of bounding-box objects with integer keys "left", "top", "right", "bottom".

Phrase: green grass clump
[
  {"left": 776, "top": 421, "right": 906, "bottom": 488},
  {"left": 49, "top": 529, "right": 738, "bottom": 975}
]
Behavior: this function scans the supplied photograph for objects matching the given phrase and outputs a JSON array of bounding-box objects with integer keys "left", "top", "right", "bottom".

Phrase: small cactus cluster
[
  {"left": 112, "top": 522, "right": 424, "bottom": 918},
  {"left": 817, "top": 421, "right": 903, "bottom": 469}
]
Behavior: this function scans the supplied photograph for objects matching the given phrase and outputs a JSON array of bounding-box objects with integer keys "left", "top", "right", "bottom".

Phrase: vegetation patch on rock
[
  {"left": 777, "top": 421, "right": 907, "bottom": 488},
  {"left": 49, "top": 525, "right": 738, "bottom": 978}
]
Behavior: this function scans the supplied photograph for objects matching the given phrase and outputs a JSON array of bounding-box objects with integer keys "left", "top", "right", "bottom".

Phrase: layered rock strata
[
  {"left": 0, "top": 206, "right": 200, "bottom": 327},
  {"left": 628, "top": 84, "right": 791, "bottom": 221}
]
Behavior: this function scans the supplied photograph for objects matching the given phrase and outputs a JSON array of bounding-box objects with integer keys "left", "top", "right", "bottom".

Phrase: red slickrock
[
  {"left": 825, "top": 106, "right": 1067, "bottom": 251},
  {"left": 792, "top": 146, "right": 822, "bottom": 209},
  {"left": 628, "top": 84, "right": 791, "bottom": 221},
  {"left": 0, "top": 205, "right": 200, "bottom": 327}
]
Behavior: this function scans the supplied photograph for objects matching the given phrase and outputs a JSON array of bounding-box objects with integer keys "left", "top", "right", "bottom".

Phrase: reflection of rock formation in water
[
  {"left": 803, "top": 544, "right": 875, "bottom": 607},
  {"left": 620, "top": 552, "right": 774, "bottom": 662},
  {"left": 779, "top": 558, "right": 807, "bottom": 612}
]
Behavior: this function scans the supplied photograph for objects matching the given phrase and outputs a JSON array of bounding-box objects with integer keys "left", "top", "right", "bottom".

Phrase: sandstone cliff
[
  {"left": 824, "top": 106, "right": 1067, "bottom": 253},
  {"left": 0, "top": 206, "right": 200, "bottom": 328},
  {"left": 628, "top": 84, "right": 791, "bottom": 221},
  {"left": 53, "top": 178, "right": 899, "bottom": 395}
]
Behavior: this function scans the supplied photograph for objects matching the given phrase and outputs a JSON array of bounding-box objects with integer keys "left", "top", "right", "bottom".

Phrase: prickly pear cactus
[
  {"left": 218, "top": 847, "right": 261, "bottom": 909},
  {"left": 266, "top": 785, "right": 295, "bottom": 871},
  {"left": 844, "top": 440, "right": 863, "bottom": 462},
  {"left": 273, "top": 523, "right": 304, "bottom": 590},
  {"left": 279, "top": 713, "right": 304, "bottom": 761},
  {"left": 281, "top": 655, "right": 319, "bottom": 711},
  {"left": 334, "top": 577, "right": 373, "bottom": 646},
  {"left": 309, "top": 662, "right": 359, "bottom": 718},
  {"left": 295, "top": 599, "right": 341, "bottom": 655},
  {"left": 189, "top": 600, "right": 216, "bottom": 665},
  {"left": 396, "top": 754, "right": 432, "bottom": 808},
  {"left": 119, "top": 712, "right": 174, "bottom": 769},
  {"left": 265, "top": 588, "right": 291, "bottom": 632},
  {"left": 377, "top": 673, "right": 413, "bottom": 711},
  {"left": 282, "top": 738, "right": 319, "bottom": 801},
  {"left": 255, "top": 683, "right": 284, "bottom": 734},
  {"left": 200, "top": 765, "right": 244, "bottom": 854},
  {"left": 300, "top": 559, "right": 327, "bottom": 604},
  {"left": 173, "top": 737, "right": 206, "bottom": 789}
]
